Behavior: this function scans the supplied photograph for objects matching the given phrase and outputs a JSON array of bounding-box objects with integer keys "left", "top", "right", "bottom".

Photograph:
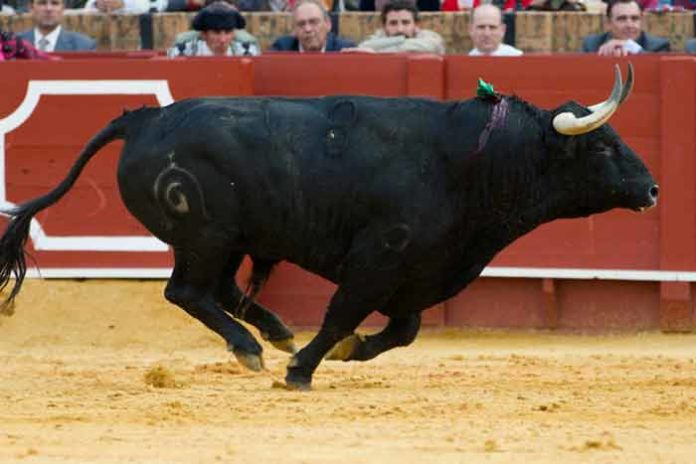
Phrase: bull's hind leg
[
  {"left": 325, "top": 313, "right": 421, "bottom": 362},
  {"left": 215, "top": 254, "right": 296, "bottom": 354},
  {"left": 165, "top": 247, "right": 265, "bottom": 371}
]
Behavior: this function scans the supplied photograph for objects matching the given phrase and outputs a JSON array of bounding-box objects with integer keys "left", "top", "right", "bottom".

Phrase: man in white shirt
[
  {"left": 468, "top": 4, "right": 522, "bottom": 57},
  {"left": 17, "top": 0, "right": 96, "bottom": 52},
  {"left": 1, "top": 2, "right": 16, "bottom": 14}
]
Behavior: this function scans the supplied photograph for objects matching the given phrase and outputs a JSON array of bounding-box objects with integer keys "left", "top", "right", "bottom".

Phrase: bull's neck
[{"left": 448, "top": 98, "right": 555, "bottom": 247}]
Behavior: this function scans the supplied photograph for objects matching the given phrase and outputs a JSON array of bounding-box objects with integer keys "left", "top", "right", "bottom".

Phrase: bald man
[{"left": 468, "top": 4, "right": 522, "bottom": 57}]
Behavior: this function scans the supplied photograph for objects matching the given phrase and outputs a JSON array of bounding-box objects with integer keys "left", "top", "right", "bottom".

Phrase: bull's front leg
[
  {"left": 285, "top": 287, "right": 375, "bottom": 390},
  {"left": 285, "top": 223, "right": 411, "bottom": 389},
  {"left": 325, "top": 312, "right": 421, "bottom": 362}
]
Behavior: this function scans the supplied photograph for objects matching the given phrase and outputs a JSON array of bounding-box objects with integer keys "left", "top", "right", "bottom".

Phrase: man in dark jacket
[
  {"left": 270, "top": 0, "right": 354, "bottom": 52},
  {"left": 581, "top": 0, "right": 669, "bottom": 56}
]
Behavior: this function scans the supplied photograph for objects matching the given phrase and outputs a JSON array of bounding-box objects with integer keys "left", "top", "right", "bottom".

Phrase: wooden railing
[{"left": 1, "top": 11, "right": 694, "bottom": 54}]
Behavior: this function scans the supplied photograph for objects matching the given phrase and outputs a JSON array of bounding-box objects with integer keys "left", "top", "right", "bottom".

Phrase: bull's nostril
[{"left": 650, "top": 185, "right": 659, "bottom": 200}]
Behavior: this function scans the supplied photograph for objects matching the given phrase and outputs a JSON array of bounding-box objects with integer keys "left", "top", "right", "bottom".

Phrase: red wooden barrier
[{"left": 0, "top": 54, "right": 693, "bottom": 330}]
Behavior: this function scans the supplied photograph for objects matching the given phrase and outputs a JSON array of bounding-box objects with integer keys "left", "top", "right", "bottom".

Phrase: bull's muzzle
[{"left": 636, "top": 184, "right": 659, "bottom": 212}]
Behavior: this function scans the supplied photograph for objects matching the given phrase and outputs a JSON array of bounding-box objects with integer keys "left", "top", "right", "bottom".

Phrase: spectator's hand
[
  {"left": 340, "top": 48, "right": 375, "bottom": 54},
  {"left": 94, "top": 0, "right": 125, "bottom": 13},
  {"left": 597, "top": 39, "right": 629, "bottom": 57}
]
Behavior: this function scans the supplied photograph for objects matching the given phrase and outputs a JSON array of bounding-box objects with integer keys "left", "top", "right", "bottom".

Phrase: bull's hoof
[
  {"left": 269, "top": 337, "right": 298, "bottom": 354},
  {"left": 284, "top": 375, "right": 312, "bottom": 391},
  {"left": 325, "top": 333, "right": 365, "bottom": 361},
  {"left": 233, "top": 350, "right": 265, "bottom": 372},
  {"left": 285, "top": 364, "right": 312, "bottom": 391}
]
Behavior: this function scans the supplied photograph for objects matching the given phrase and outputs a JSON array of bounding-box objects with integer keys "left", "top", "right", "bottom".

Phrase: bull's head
[{"left": 546, "top": 64, "right": 658, "bottom": 216}]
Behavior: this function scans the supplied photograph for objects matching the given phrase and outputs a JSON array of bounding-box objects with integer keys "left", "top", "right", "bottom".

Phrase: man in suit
[
  {"left": 18, "top": 0, "right": 96, "bottom": 52},
  {"left": 581, "top": 0, "right": 669, "bottom": 56},
  {"left": 270, "top": 0, "right": 355, "bottom": 52}
]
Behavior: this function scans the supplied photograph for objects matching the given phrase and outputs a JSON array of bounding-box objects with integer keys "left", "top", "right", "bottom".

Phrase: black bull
[{"left": 0, "top": 65, "right": 658, "bottom": 389}]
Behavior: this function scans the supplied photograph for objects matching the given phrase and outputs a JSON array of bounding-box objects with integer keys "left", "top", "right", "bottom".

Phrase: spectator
[
  {"left": 581, "top": 0, "right": 670, "bottom": 56},
  {"left": 1, "top": 1, "right": 17, "bottom": 13},
  {"left": 168, "top": 1, "right": 259, "bottom": 56},
  {"left": 360, "top": 0, "right": 439, "bottom": 11},
  {"left": 468, "top": 4, "right": 522, "bottom": 56},
  {"left": 636, "top": 0, "right": 696, "bottom": 11},
  {"left": 18, "top": 0, "right": 96, "bottom": 52},
  {"left": 81, "top": 0, "right": 148, "bottom": 14},
  {"left": 686, "top": 38, "right": 696, "bottom": 53},
  {"left": 270, "top": 0, "right": 355, "bottom": 52},
  {"left": 1, "top": 28, "right": 54, "bottom": 59},
  {"left": 349, "top": 0, "right": 445, "bottom": 53},
  {"left": 172, "top": 0, "right": 260, "bottom": 52},
  {"left": 441, "top": 0, "right": 534, "bottom": 11}
]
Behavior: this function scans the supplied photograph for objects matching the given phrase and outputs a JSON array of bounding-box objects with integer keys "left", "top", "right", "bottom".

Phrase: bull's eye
[{"left": 591, "top": 144, "right": 613, "bottom": 157}]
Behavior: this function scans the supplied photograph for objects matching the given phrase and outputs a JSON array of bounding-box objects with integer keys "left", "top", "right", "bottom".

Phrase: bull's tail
[
  {"left": 235, "top": 258, "right": 277, "bottom": 319},
  {"left": 0, "top": 114, "right": 131, "bottom": 314}
]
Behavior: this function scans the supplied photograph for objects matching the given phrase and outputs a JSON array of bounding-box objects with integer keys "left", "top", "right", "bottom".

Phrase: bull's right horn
[
  {"left": 552, "top": 64, "right": 625, "bottom": 136},
  {"left": 588, "top": 63, "right": 634, "bottom": 110}
]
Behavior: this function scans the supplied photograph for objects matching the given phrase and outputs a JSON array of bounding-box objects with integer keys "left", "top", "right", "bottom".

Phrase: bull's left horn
[{"left": 552, "top": 64, "right": 624, "bottom": 136}]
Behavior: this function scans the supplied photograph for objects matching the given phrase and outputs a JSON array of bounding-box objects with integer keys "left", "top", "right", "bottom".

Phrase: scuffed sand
[{"left": 0, "top": 280, "right": 694, "bottom": 463}]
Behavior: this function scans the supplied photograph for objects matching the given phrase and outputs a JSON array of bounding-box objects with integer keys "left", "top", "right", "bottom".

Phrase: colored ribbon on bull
[{"left": 478, "top": 98, "right": 510, "bottom": 152}]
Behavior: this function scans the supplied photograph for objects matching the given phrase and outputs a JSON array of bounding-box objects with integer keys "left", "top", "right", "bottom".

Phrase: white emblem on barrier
[{"left": 0, "top": 80, "right": 174, "bottom": 253}]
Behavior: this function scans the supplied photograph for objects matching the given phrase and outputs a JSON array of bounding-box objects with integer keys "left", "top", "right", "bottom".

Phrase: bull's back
[{"left": 115, "top": 97, "right": 458, "bottom": 277}]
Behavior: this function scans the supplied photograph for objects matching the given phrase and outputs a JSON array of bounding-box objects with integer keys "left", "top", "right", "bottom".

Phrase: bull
[{"left": 0, "top": 64, "right": 657, "bottom": 390}]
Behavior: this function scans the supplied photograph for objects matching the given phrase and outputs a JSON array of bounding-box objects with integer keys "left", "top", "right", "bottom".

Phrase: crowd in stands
[{"left": 1, "top": 0, "right": 695, "bottom": 57}]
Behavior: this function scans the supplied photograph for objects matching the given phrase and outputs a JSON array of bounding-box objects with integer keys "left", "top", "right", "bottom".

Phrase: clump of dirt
[
  {"left": 571, "top": 431, "right": 623, "bottom": 452},
  {"left": 194, "top": 362, "right": 243, "bottom": 375},
  {"left": 144, "top": 365, "right": 180, "bottom": 388},
  {"left": 483, "top": 439, "right": 500, "bottom": 452},
  {"left": 271, "top": 379, "right": 288, "bottom": 389}
]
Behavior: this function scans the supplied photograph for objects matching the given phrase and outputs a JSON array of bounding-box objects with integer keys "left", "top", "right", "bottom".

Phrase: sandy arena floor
[{"left": 0, "top": 279, "right": 694, "bottom": 463}]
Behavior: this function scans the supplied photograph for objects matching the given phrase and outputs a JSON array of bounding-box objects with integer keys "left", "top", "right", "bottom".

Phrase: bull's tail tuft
[{"left": 0, "top": 114, "right": 131, "bottom": 313}]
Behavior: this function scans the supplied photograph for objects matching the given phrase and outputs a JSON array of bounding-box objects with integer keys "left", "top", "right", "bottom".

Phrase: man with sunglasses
[{"left": 581, "top": 0, "right": 669, "bottom": 56}]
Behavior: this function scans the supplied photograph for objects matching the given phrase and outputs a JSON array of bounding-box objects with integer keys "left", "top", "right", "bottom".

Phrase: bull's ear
[
  {"left": 552, "top": 64, "right": 627, "bottom": 136},
  {"left": 543, "top": 118, "right": 578, "bottom": 160}
]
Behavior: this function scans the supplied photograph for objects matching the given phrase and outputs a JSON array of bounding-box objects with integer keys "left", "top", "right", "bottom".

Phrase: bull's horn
[
  {"left": 588, "top": 63, "right": 634, "bottom": 111},
  {"left": 552, "top": 64, "right": 624, "bottom": 136}
]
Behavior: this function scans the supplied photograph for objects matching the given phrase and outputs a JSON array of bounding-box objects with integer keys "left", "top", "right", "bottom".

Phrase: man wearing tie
[{"left": 18, "top": 0, "right": 97, "bottom": 52}]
